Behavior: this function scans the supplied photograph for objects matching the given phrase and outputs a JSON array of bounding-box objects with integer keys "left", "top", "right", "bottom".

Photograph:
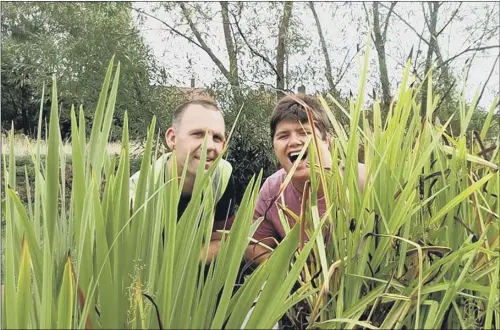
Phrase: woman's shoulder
[{"left": 259, "top": 168, "right": 287, "bottom": 199}]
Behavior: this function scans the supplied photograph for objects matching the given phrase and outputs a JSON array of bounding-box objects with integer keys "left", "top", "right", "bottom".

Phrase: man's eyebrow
[
  {"left": 213, "top": 131, "right": 225, "bottom": 139},
  {"left": 188, "top": 129, "right": 205, "bottom": 134},
  {"left": 188, "top": 128, "right": 224, "bottom": 137}
]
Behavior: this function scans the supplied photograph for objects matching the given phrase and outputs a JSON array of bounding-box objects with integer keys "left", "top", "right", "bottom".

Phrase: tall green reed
[
  {"left": 1, "top": 57, "right": 316, "bottom": 329},
  {"left": 277, "top": 44, "right": 499, "bottom": 329}
]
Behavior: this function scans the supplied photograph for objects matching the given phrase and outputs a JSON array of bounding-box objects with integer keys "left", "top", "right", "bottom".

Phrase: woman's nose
[{"left": 288, "top": 133, "right": 305, "bottom": 146}]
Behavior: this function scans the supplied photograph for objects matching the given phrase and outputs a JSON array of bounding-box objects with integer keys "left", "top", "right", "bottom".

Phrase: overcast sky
[{"left": 132, "top": 2, "right": 499, "bottom": 110}]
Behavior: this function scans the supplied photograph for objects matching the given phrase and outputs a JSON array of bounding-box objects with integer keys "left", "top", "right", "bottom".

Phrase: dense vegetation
[
  {"left": 1, "top": 2, "right": 499, "bottom": 328},
  {"left": 2, "top": 45, "right": 499, "bottom": 328}
]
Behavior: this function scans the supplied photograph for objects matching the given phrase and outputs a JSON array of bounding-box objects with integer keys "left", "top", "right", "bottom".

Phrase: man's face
[
  {"left": 165, "top": 104, "right": 226, "bottom": 177},
  {"left": 273, "top": 119, "right": 331, "bottom": 183}
]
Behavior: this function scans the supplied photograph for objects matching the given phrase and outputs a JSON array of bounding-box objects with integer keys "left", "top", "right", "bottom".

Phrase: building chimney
[{"left": 190, "top": 77, "right": 195, "bottom": 88}]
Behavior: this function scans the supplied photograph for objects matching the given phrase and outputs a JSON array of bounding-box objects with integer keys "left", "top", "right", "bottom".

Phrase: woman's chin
[{"left": 291, "top": 169, "right": 311, "bottom": 182}]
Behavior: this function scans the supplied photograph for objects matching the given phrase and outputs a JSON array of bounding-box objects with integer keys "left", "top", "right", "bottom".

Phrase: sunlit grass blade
[
  {"left": 45, "top": 76, "right": 60, "bottom": 250},
  {"left": 88, "top": 55, "right": 114, "bottom": 168},
  {"left": 57, "top": 253, "right": 74, "bottom": 329},
  {"left": 16, "top": 236, "right": 31, "bottom": 328},
  {"left": 480, "top": 95, "right": 499, "bottom": 141}
]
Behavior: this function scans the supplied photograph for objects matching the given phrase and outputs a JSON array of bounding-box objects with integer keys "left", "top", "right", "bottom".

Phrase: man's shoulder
[
  {"left": 130, "top": 153, "right": 170, "bottom": 182},
  {"left": 218, "top": 158, "right": 232, "bottom": 175}
]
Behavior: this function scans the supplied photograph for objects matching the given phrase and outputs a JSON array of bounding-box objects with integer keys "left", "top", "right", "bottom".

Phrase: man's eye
[
  {"left": 214, "top": 135, "right": 223, "bottom": 142},
  {"left": 193, "top": 132, "right": 204, "bottom": 137}
]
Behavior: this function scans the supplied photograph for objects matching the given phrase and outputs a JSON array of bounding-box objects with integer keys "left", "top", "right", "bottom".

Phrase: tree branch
[
  {"left": 362, "top": 3, "right": 376, "bottom": 44},
  {"left": 231, "top": 9, "right": 279, "bottom": 77},
  {"left": 372, "top": 1, "right": 392, "bottom": 107},
  {"left": 220, "top": 1, "right": 239, "bottom": 87},
  {"left": 437, "top": 3, "right": 462, "bottom": 36},
  {"left": 412, "top": 24, "right": 426, "bottom": 75},
  {"left": 433, "top": 79, "right": 457, "bottom": 121},
  {"left": 240, "top": 79, "right": 293, "bottom": 94},
  {"left": 382, "top": 2, "right": 397, "bottom": 43},
  {"left": 423, "top": 2, "right": 432, "bottom": 30},
  {"left": 476, "top": 54, "right": 499, "bottom": 110},
  {"left": 335, "top": 51, "right": 358, "bottom": 88},
  {"left": 276, "top": 1, "right": 293, "bottom": 97},
  {"left": 435, "top": 45, "right": 500, "bottom": 70},
  {"left": 178, "top": 2, "right": 230, "bottom": 80},
  {"left": 421, "top": 1, "right": 440, "bottom": 121},
  {"left": 379, "top": 2, "right": 432, "bottom": 48},
  {"left": 227, "top": 2, "right": 243, "bottom": 53},
  {"left": 130, "top": 5, "right": 203, "bottom": 49},
  {"left": 309, "top": 1, "right": 335, "bottom": 92}
]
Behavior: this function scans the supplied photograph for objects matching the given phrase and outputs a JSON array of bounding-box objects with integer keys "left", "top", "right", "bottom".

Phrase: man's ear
[{"left": 165, "top": 127, "right": 176, "bottom": 150}]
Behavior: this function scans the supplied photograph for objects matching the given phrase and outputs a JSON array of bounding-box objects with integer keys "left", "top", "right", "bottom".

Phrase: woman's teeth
[{"left": 288, "top": 152, "right": 306, "bottom": 163}]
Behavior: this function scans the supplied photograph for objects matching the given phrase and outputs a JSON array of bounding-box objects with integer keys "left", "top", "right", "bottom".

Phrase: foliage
[
  {"left": 1, "top": 2, "right": 168, "bottom": 139},
  {"left": 1, "top": 59, "right": 315, "bottom": 329},
  {"left": 210, "top": 81, "right": 279, "bottom": 201},
  {"left": 275, "top": 45, "right": 499, "bottom": 329},
  {"left": 430, "top": 70, "right": 499, "bottom": 141},
  {"left": 2, "top": 46, "right": 499, "bottom": 329}
]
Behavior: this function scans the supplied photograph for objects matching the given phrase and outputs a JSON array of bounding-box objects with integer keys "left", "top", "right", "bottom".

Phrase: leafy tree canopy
[{"left": 1, "top": 2, "right": 170, "bottom": 139}]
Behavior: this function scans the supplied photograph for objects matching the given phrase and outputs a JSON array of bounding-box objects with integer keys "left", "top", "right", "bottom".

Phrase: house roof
[{"left": 154, "top": 85, "right": 215, "bottom": 102}]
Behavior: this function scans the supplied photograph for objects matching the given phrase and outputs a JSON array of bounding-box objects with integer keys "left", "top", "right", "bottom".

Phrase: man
[
  {"left": 246, "top": 94, "right": 366, "bottom": 264},
  {"left": 129, "top": 99, "right": 236, "bottom": 263}
]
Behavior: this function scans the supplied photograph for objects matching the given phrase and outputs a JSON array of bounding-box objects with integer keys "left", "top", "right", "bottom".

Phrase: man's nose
[{"left": 206, "top": 135, "right": 216, "bottom": 150}]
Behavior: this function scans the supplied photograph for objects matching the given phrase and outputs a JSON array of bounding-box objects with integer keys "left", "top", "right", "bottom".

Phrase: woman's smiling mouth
[{"left": 288, "top": 151, "right": 307, "bottom": 163}]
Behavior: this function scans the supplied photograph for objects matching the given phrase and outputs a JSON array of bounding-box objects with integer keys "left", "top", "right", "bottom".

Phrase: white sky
[{"left": 132, "top": 1, "right": 499, "bottom": 110}]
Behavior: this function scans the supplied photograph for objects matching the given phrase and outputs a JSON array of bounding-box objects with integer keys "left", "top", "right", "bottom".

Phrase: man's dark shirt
[
  {"left": 161, "top": 175, "right": 236, "bottom": 246},
  {"left": 177, "top": 175, "right": 236, "bottom": 223}
]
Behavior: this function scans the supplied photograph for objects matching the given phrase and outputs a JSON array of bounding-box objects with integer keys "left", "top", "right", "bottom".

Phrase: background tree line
[{"left": 2, "top": 1, "right": 499, "bottom": 202}]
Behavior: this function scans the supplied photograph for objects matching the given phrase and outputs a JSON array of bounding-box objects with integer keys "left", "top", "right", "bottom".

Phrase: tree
[
  {"left": 309, "top": 2, "right": 334, "bottom": 93},
  {"left": 1, "top": 2, "right": 168, "bottom": 138},
  {"left": 275, "top": 2, "right": 293, "bottom": 98},
  {"left": 369, "top": 2, "right": 396, "bottom": 111},
  {"left": 133, "top": 2, "right": 303, "bottom": 100},
  {"left": 378, "top": 2, "right": 499, "bottom": 123},
  {"left": 420, "top": 2, "right": 441, "bottom": 120},
  {"left": 131, "top": 2, "right": 243, "bottom": 102},
  {"left": 220, "top": 1, "right": 239, "bottom": 94}
]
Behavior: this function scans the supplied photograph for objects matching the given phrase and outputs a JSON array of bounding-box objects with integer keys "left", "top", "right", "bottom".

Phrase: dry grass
[{"left": 1, "top": 133, "right": 145, "bottom": 157}]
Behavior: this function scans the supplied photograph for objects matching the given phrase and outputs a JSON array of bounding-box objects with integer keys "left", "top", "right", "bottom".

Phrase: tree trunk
[
  {"left": 276, "top": 1, "right": 293, "bottom": 99},
  {"left": 373, "top": 2, "right": 392, "bottom": 111},
  {"left": 421, "top": 2, "right": 440, "bottom": 121},
  {"left": 21, "top": 83, "right": 31, "bottom": 135},
  {"left": 309, "top": 2, "right": 335, "bottom": 93},
  {"left": 179, "top": 4, "right": 232, "bottom": 85},
  {"left": 220, "top": 2, "right": 240, "bottom": 95}
]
